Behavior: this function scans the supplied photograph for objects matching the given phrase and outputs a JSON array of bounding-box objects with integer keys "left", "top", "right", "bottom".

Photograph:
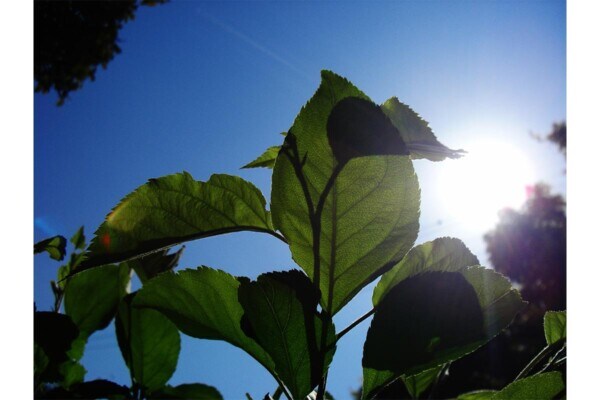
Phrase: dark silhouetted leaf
[
  {"left": 457, "top": 390, "right": 497, "bottom": 400},
  {"left": 44, "top": 379, "right": 132, "bottom": 399},
  {"left": 134, "top": 267, "right": 276, "bottom": 377},
  {"left": 116, "top": 293, "right": 180, "bottom": 392},
  {"left": 81, "top": 173, "right": 277, "bottom": 269},
  {"left": 149, "top": 383, "right": 223, "bottom": 400},
  {"left": 34, "top": 311, "right": 80, "bottom": 383},
  {"left": 544, "top": 311, "right": 566, "bottom": 345},
  {"left": 380, "top": 97, "right": 465, "bottom": 161},
  {"left": 362, "top": 264, "right": 525, "bottom": 399},
  {"left": 126, "top": 247, "right": 184, "bottom": 284},
  {"left": 64, "top": 264, "right": 130, "bottom": 337},
  {"left": 327, "top": 97, "right": 408, "bottom": 164},
  {"left": 35, "top": 235, "right": 67, "bottom": 261},
  {"left": 491, "top": 372, "right": 564, "bottom": 399},
  {"left": 243, "top": 146, "right": 281, "bottom": 169},
  {"left": 271, "top": 71, "right": 420, "bottom": 315},
  {"left": 373, "top": 237, "right": 479, "bottom": 306},
  {"left": 239, "top": 270, "right": 336, "bottom": 399},
  {"left": 402, "top": 366, "right": 443, "bottom": 399},
  {"left": 70, "top": 226, "right": 86, "bottom": 250}
]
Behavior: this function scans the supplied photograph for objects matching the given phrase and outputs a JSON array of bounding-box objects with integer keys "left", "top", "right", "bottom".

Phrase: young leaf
[
  {"left": 544, "top": 310, "right": 566, "bottom": 345},
  {"left": 133, "top": 267, "right": 277, "bottom": 377},
  {"left": 239, "top": 270, "right": 336, "bottom": 399},
  {"left": 115, "top": 293, "right": 180, "bottom": 392},
  {"left": 402, "top": 366, "right": 443, "bottom": 399},
  {"left": 126, "top": 247, "right": 184, "bottom": 284},
  {"left": 491, "top": 371, "right": 564, "bottom": 399},
  {"left": 380, "top": 97, "right": 465, "bottom": 161},
  {"left": 243, "top": 146, "right": 281, "bottom": 169},
  {"left": 34, "top": 235, "right": 67, "bottom": 261},
  {"left": 373, "top": 237, "right": 479, "bottom": 306},
  {"left": 70, "top": 226, "right": 86, "bottom": 250},
  {"left": 362, "top": 266, "right": 525, "bottom": 399},
  {"left": 64, "top": 264, "right": 130, "bottom": 337},
  {"left": 149, "top": 383, "right": 223, "bottom": 399},
  {"left": 271, "top": 71, "right": 420, "bottom": 315},
  {"left": 80, "top": 173, "right": 278, "bottom": 270}
]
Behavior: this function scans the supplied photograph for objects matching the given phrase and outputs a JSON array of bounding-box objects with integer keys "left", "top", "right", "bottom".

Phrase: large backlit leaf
[
  {"left": 491, "top": 371, "right": 564, "bottom": 399},
  {"left": 362, "top": 263, "right": 525, "bottom": 399},
  {"left": 116, "top": 293, "right": 180, "bottom": 392},
  {"left": 373, "top": 237, "right": 479, "bottom": 306},
  {"left": 149, "top": 383, "right": 223, "bottom": 399},
  {"left": 81, "top": 173, "right": 276, "bottom": 269},
  {"left": 64, "top": 264, "right": 130, "bottom": 337},
  {"left": 243, "top": 146, "right": 281, "bottom": 169},
  {"left": 380, "top": 97, "right": 465, "bottom": 161},
  {"left": 34, "top": 235, "right": 67, "bottom": 261},
  {"left": 239, "top": 270, "right": 336, "bottom": 399},
  {"left": 544, "top": 311, "right": 566, "bottom": 345},
  {"left": 271, "top": 71, "right": 420, "bottom": 315},
  {"left": 133, "top": 267, "right": 276, "bottom": 376}
]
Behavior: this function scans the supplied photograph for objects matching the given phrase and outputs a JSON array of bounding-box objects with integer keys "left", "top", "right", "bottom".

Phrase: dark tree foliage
[
  {"left": 34, "top": 0, "right": 167, "bottom": 105},
  {"left": 547, "top": 122, "right": 566, "bottom": 155}
]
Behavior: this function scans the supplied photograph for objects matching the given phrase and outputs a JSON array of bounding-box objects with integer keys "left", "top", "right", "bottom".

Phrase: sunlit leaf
[
  {"left": 456, "top": 390, "right": 497, "bottom": 400},
  {"left": 239, "top": 270, "right": 336, "bottom": 399},
  {"left": 116, "top": 292, "right": 180, "bottom": 392},
  {"left": 149, "top": 383, "right": 223, "bottom": 399},
  {"left": 133, "top": 267, "right": 276, "bottom": 377},
  {"left": 362, "top": 264, "right": 525, "bottom": 399},
  {"left": 34, "top": 235, "right": 67, "bottom": 261},
  {"left": 373, "top": 237, "right": 479, "bottom": 306},
  {"left": 64, "top": 264, "right": 130, "bottom": 337},
  {"left": 491, "top": 371, "right": 564, "bottom": 399},
  {"left": 544, "top": 311, "right": 566, "bottom": 345},
  {"left": 380, "top": 97, "right": 465, "bottom": 161},
  {"left": 402, "top": 366, "right": 443, "bottom": 399},
  {"left": 126, "top": 247, "right": 183, "bottom": 284},
  {"left": 70, "top": 226, "right": 86, "bottom": 250},
  {"left": 81, "top": 173, "right": 277, "bottom": 269},
  {"left": 243, "top": 146, "right": 281, "bottom": 169},
  {"left": 271, "top": 70, "right": 420, "bottom": 315}
]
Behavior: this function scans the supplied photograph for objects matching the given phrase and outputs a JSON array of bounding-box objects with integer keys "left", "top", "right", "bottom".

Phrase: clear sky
[{"left": 34, "top": 1, "right": 565, "bottom": 398}]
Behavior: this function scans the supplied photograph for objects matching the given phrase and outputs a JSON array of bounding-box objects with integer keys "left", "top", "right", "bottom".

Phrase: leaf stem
[
  {"left": 336, "top": 308, "right": 376, "bottom": 341},
  {"left": 514, "top": 340, "right": 564, "bottom": 381}
]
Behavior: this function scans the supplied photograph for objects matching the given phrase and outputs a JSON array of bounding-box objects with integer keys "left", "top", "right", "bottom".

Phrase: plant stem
[
  {"left": 336, "top": 308, "right": 376, "bottom": 341},
  {"left": 273, "top": 375, "right": 293, "bottom": 400},
  {"left": 514, "top": 340, "right": 564, "bottom": 381}
]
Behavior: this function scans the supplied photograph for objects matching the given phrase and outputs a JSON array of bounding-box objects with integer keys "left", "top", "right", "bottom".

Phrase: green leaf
[
  {"left": 70, "top": 226, "right": 86, "bottom": 250},
  {"left": 271, "top": 71, "right": 420, "bottom": 315},
  {"left": 149, "top": 383, "right": 223, "bottom": 399},
  {"left": 544, "top": 311, "right": 566, "bottom": 345},
  {"left": 34, "top": 235, "right": 67, "bottom": 261},
  {"left": 59, "top": 361, "right": 86, "bottom": 389},
  {"left": 64, "top": 264, "right": 130, "bottom": 337},
  {"left": 380, "top": 97, "right": 465, "bottom": 161},
  {"left": 491, "top": 372, "right": 564, "bottom": 399},
  {"left": 373, "top": 237, "right": 479, "bottom": 306},
  {"left": 362, "top": 265, "right": 525, "bottom": 398},
  {"left": 127, "top": 247, "right": 184, "bottom": 284},
  {"left": 133, "top": 267, "right": 276, "bottom": 378},
  {"left": 402, "top": 366, "right": 443, "bottom": 399},
  {"left": 243, "top": 146, "right": 281, "bottom": 169},
  {"left": 81, "top": 173, "right": 277, "bottom": 269},
  {"left": 116, "top": 292, "right": 180, "bottom": 392},
  {"left": 239, "top": 270, "right": 336, "bottom": 399},
  {"left": 457, "top": 390, "right": 497, "bottom": 400}
]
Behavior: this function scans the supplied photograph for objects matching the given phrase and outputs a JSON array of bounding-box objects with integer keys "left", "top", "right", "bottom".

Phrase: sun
[{"left": 436, "top": 139, "right": 535, "bottom": 232}]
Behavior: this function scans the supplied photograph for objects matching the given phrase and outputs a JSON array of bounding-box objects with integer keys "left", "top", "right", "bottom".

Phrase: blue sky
[{"left": 34, "top": 1, "right": 565, "bottom": 398}]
